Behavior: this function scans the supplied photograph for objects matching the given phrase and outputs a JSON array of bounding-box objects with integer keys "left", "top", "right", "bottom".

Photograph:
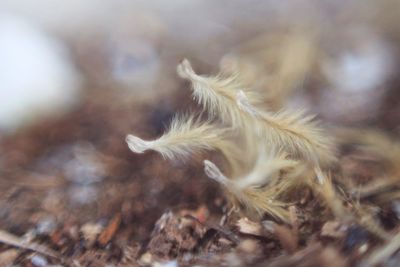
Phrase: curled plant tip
[
  {"left": 177, "top": 59, "right": 197, "bottom": 80},
  {"left": 204, "top": 160, "right": 229, "bottom": 186},
  {"left": 310, "top": 170, "right": 350, "bottom": 221},
  {"left": 177, "top": 58, "right": 256, "bottom": 127},
  {"left": 126, "top": 115, "right": 242, "bottom": 165},
  {"left": 126, "top": 135, "right": 153, "bottom": 154}
]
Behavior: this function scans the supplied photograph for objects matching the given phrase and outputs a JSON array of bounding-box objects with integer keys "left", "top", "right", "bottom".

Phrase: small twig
[
  {"left": 0, "top": 229, "right": 59, "bottom": 259},
  {"left": 219, "top": 206, "right": 238, "bottom": 226},
  {"left": 365, "top": 231, "right": 400, "bottom": 266},
  {"left": 351, "top": 179, "right": 399, "bottom": 200},
  {"left": 187, "top": 215, "right": 240, "bottom": 244}
]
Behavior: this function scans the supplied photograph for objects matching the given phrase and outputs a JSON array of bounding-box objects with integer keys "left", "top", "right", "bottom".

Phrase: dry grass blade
[
  {"left": 221, "top": 31, "right": 317, "bottom": 110},
  {"left": 336, "top": 128, "right": 400, "bottom": 174},
  {"left": 311, "top": 170, "right": 349, "bottom": 221},
  {"left": 353, "top": 205, "right": 390, "bottom": 241},
  {"left": 364, "top": 231, "right": 400, "bottom": 266}
]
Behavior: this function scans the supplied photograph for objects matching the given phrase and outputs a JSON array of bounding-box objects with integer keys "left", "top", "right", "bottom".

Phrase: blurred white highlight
[{"left": 0, "top": 15, "right": 81, "bottom": 132}]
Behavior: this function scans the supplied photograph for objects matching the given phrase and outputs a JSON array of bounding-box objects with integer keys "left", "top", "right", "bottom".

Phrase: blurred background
[
  {"left": 0, "top": 0, "right": 400, "bottom": 265},
  {"left": 1, "top": 0, "right": 400, "bottom": 133}
]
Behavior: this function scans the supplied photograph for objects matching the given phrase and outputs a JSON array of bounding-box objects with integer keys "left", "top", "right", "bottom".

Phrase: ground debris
[
  {"left": 146, "top": 211, "right": 207, "bottom": 260},
  {"left": 264, "top": 243, "right": 347, "bottom": 267},
  {"left": 0, "top": 249, "right": 19, "bottom": 267},
  {"left": 236, "top": 217, "right": 263, "bottom": 236},
  {"left": 320, "top": 220, "right": 348, "bottom": 239},
  {"left": 80, "top": 222, "right": 103, "bottom": 248},
  {"left": 1, "top": 51, "right": 400, "bottom": 266},
  {"left": 0, "top": 229, "right": 59, "bottom": 259}
]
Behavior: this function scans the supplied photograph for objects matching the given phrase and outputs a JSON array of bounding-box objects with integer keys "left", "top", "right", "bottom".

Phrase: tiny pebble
[
  {"left": 37, "top": 216, "right": 57, "bottom": 235},
  {"left": 31, "top": 255, "right": 48, "bottom": 267},
  {"left": 153, "top": 260, "right": 178, "bottom": 267}
]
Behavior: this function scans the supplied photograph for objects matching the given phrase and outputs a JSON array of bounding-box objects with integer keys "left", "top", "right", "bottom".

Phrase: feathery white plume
[
  {"left": 203, "top": 154, "right": 302, "bottom": 221},
  {"left": 126, "top": 115, "right": 241, "bottom": 165},
  {"left": 178, "top": 59, "right": 335, "bottom": 166},
  {"left": 178, "top": 59, "right": 259, "bottom": 127}
]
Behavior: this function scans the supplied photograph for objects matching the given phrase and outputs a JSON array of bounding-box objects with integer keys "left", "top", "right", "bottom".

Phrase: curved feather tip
[
  {"left": 177, "top": 58, "right": 196, "bottom": 80},
  {"left": 203, "top": 160, "right": 229, "bottom": 185},
  {"left": 126, "top": 134, "right": 152, "bottom": 153}
]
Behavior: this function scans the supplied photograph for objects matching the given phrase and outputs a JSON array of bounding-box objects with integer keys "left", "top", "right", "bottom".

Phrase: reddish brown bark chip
[{"left": 98, "top": 213, "right": 122, "bottom": 246}]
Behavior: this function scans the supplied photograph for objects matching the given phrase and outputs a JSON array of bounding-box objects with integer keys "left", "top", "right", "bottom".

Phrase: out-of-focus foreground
[{"left": 1, "top": 1, "right": 400, "bottom": 266}]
